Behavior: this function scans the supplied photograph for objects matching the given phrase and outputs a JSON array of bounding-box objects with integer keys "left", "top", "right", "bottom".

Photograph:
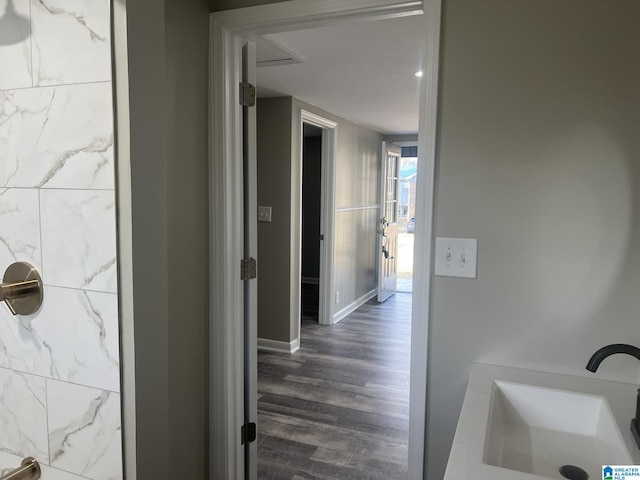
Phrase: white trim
[
  {"left": 209, "top": 1, "right": 440, "bottom": 478},
  {"left": 112, "top": 1, "right": 136, "bottom": 477},
  {"left": 209, "top": 18, "right": 245, "bottom": 480},
  {"left": 301, "top": 276, "right": 319, "bottom": 285},
  {"left": 335, "top": 205, "right": 380, "bottom": 212},
  {"left": 257, "top": 337, "right": 300, "bottom": 354},
  {"left": 242, "top": 41, "right": 259, "bottom": 480},
  {"left": 318, "top": 119, "right": 337, "bottom": 328},
  {"left": 410, "top": 0, "right": 443, "bottom": 477},
  {"left": 332, "top": 289, "right": 377, "bottom": 324},
  {"left": 301, "top": 109, "right": 338, "bottom": 129}
]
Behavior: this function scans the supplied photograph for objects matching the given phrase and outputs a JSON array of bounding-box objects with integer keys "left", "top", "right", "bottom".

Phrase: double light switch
[{"left": 434, "top": 237, "right": 478, "bottom": 278}]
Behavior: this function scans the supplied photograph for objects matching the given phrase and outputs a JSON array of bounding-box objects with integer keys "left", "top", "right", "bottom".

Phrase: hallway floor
[{"left": 257, "top": 293, "right": 411, "bottom": 479}]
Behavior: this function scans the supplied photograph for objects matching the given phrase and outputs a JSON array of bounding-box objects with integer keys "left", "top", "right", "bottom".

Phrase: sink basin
[{"left": 484, "top": 381, "right": 631, "bottom": 479}]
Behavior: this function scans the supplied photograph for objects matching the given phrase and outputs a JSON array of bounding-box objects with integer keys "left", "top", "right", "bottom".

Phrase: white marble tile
[
  {"left": 0, "top": 0, "right": 32, "bottom": 90},
  {"left": 0, "top": 368, "right": 48, "bottom": 462},
  {"left": 0, "top": 83, "right": 114, "bottom": 189},
  {"left": 41, "top": 465, "right": 92, "bottom": 480},
  {"left": 0, "top": 188, "right": 41, "bottom": 271},
  {"left": 47, "top": 380, "right": 122, "bottom": 479},
  {"left": 31, "top": 0, "right": 111, "bottom": 86},
  {"left": 0, "top": 309, "right": 43, "bottom": 377},
  {"left": 40, "top": 189, "right": 116, "bottom": 293},
  {"left": 0, "top": 451, "right": 90, "bottom": 480},
  {"left": 0, "top": 451, "right": 90, "bottom": 479},
  {"left": 0, "top": 287, "right": 120, "bottom": 392},
  {"left": 41, "top": 464, "right": 92, "bottom": 480},
  {"left": 0, "top": 450, "right": 31, "bottom": 476},
  {"left": 0, "top": 450, "right": 23, "bottom": 476}
]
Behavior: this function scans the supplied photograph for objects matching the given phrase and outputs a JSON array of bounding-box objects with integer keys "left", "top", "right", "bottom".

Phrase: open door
[
  {"left": 377, "top": 142, "right": 401, "bottom": 302},
  {"left": 242, "top": 41, "right": 258, "bottom": 480}
]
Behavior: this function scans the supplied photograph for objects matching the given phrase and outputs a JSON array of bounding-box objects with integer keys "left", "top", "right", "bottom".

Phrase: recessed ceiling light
[{"left": 414, "top": 70, "right": 423, "bottom": 78}]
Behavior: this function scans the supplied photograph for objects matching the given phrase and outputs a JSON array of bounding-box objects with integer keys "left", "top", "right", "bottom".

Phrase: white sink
[
  {"left": 484, "top": 381, "right": 631, "bottom": 479},
  {"left": 444, "top": 364, "right": 639, "bottom": 480}
]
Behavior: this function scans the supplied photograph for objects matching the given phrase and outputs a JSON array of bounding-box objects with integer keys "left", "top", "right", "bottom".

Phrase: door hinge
[
  {"left": 241, "top": 257, "right": 257, "bottom": 280},
  {"left": 241, "top": 422, "right": 257, "bottom": 445},
  {"left": 320, "top": 234, "right": 324, "bottom": 241},
  {"left": 239, "top": 82, "right": 256, "bottom": 107}
]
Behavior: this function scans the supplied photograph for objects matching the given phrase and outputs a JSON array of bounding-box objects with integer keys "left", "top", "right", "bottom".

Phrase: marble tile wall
[{"left": 0, "top": 1, "right": 122, "bottom": 479}]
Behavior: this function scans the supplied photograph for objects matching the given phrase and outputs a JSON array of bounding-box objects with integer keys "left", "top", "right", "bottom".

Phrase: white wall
[
  {"left": 0, "top": 0, "right": 122, "bottom": 478},
  {"left": 427, "top": 0, "right": 640, "bottom": 478}
]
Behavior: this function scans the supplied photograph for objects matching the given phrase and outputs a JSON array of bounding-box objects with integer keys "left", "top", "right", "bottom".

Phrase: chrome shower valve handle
[
  {"left": 0, "top": 457, "right": 41, "bottom": 480},
  {"left": 0, "top": 262, "right": 44, "bottom": 316}
]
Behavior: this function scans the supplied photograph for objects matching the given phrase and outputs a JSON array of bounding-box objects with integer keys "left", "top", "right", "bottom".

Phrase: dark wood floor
[{"left": 257, "top": 292, "right": 412, "bottom": 479}]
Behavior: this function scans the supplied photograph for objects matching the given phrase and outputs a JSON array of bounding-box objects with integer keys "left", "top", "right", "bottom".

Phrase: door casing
[
  {"left": 242, "top": 41, "right": 258, "bottom": 480},
  {"left": 299, "top": 110, "right": 338, "bottom": 328},
  {"left": 209, "top": 0, "right": 443, "bottom": 478}
]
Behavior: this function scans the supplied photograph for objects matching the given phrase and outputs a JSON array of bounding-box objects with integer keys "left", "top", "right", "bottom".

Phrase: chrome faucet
[{"left": 586, "top": 343, "right": 640, "bottom": 449}]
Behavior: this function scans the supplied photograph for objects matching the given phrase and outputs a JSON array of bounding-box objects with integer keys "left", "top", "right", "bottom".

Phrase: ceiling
[{"left": 253, "top": 14, "right": 425, "bottom": 136}]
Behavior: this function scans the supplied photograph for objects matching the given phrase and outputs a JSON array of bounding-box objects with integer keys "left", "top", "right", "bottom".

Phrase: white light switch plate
[
  {"left": 258, "top": 206, "right": 272, "bottom": 222},
  {"left": 435, "top": 237, "right": 478, "bottom": 278}
]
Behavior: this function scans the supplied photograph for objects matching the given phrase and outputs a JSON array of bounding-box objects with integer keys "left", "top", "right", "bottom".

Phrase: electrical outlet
[
  {"left": 434, "top": 237, "right": 478, "bottom": 278},
  {"left": 335, "top": 291, "right": 340, "bottom": 304}
]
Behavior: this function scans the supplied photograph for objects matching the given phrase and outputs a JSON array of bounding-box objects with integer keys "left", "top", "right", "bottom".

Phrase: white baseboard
[
  {"left": 257, "top": 337, "right": 300, "bottom": 354},
  {"left": 332, "top": 289, "right": 377, "bottom": 324},
  {"left": 301, "top": 276, "right": 319, "bottom": 285}
]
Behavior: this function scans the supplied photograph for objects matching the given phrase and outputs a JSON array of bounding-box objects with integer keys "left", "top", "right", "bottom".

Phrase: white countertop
[{"left": 444, "top": 363, "right": 640, "bottom": 480}]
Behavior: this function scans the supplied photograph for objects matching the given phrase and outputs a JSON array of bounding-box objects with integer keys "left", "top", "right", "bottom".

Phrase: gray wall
[
  {"left": 256, "top": 96, "right": 382, "bottom": 343},
  {"left": 120, "top": 1, "right": 169, "bottom": 477},
  {"left": 165, "top": 1, "right": 210, "bottom": 478},
  {"left": 121, "top": 0, "right": 210, "bottom": 478},
  {"left": 212, "top": 2, "right": 640, "bottom": 479},
  {"left": 427, "top": 0, "right": 640, "bottom": 478},
  {"left": 292, "top": 98, "right": 382, "bottom": 320},
  {"left": 257, "top": 97, "right": 294, "bottom": 342}
]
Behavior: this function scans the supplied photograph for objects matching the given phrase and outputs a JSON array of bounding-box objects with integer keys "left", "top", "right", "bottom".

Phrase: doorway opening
[
  {"left": 208, "top": 1, "right": 442, "bottom": 478},
  {"left": 301, "top": 122, "right": 323, "bottom": 323},
  {"left": 397, "top": 145, "right": 418, "bottom": 293},
  {"left": 257, "top": 117, "right": 411, "bottom": 480}
]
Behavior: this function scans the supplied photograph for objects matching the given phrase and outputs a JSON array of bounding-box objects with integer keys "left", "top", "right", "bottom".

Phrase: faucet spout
[
  {"left": 586, "top": 343, "right": 640, "bottom": 451},
  {"left": 585, "top": 343, "right": 640, "bottom": 372}
]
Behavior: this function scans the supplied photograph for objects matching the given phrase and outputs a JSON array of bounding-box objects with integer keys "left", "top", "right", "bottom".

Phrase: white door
[
  {"left": 377, "top": 142, "right": 401, "bottom": 302},
  {"left": 242, "top": 41, "right": 258, "bottom": 480}
]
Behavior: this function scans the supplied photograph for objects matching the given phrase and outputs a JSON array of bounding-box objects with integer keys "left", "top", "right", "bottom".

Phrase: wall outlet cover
[{"left": 434, "top": 237, "right": 478, "bottom": 278}]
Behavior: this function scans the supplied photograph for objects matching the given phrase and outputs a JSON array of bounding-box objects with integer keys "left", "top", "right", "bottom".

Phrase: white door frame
[
  {"left": 299, "top": 110, "right": 337, "bottom": 328},
  {"left": 209, "top": 0, "right": 442, "bottom": 478}
]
